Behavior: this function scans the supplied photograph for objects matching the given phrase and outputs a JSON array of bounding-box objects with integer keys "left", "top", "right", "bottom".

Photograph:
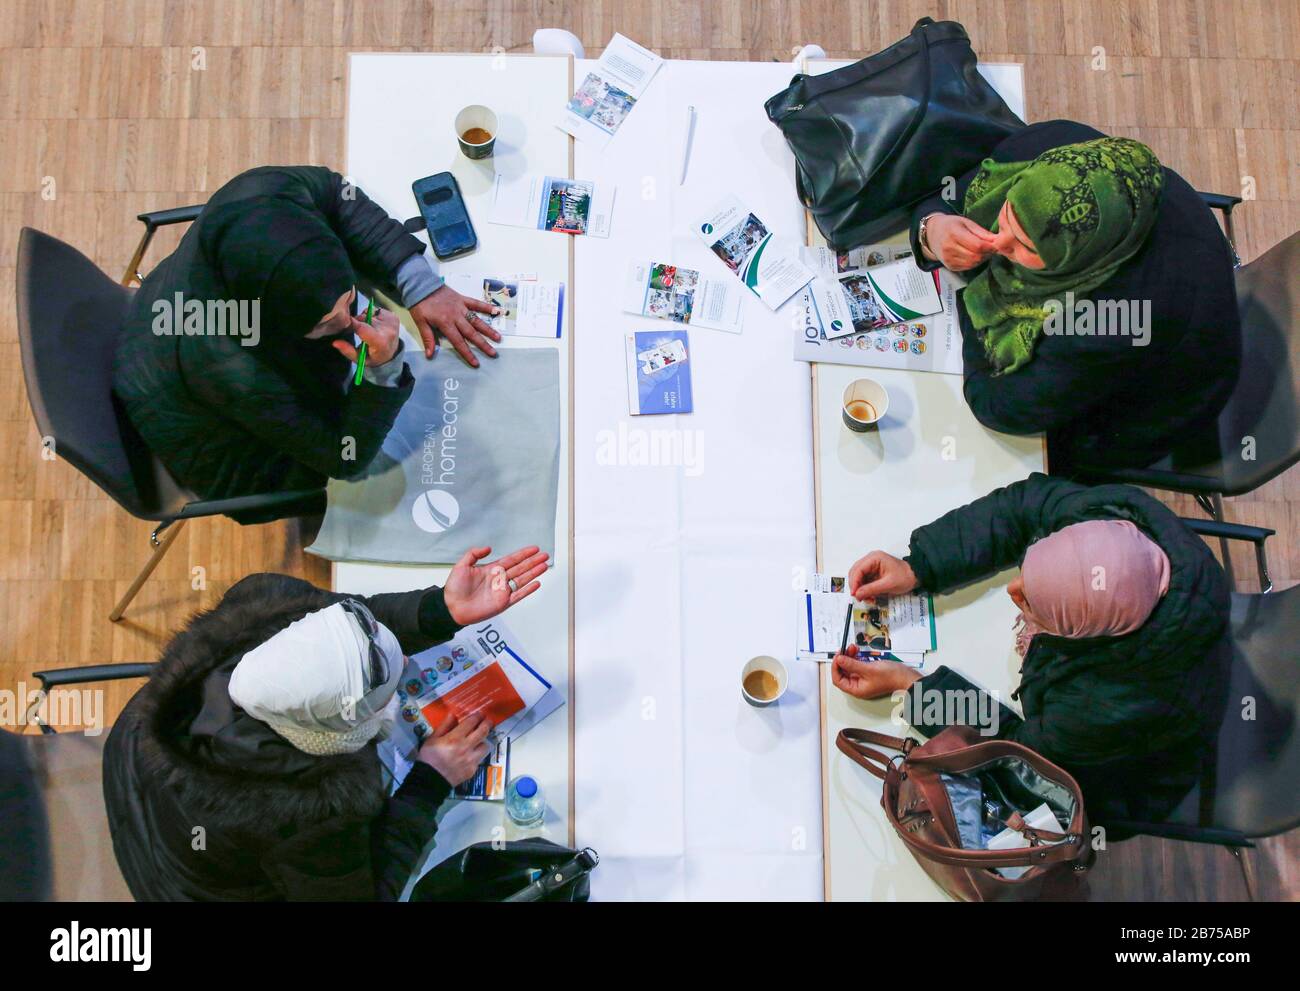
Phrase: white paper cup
[
  {"left": 454, "top": 105, "right": 498, "bottom": 159},
  {"left": 741, "top": 655, "right": 789, "bottom": 707},
  {"left": 842, "top": 378, "right": 889, "bottom": 432}
]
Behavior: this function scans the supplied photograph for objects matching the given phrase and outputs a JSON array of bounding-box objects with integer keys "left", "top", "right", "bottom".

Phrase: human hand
[
  {"left": 331, "top": 308, "right": 402, "bottom": 366},
  {"left": 409, "top": 284, "right": 502, "bottom": 367},
  {"left": 924, "top": 213, "right": 996, "bottom": 271},
  {"left": 442, "top": 545, "right": 549, "bottom": 626},
  {"left": 847, "top": 550, "right": 918, "bottom": 600},
  {"left": 417, "top": 712, "right": 492, "bottom": 786},
  {"left": 830, "top": 645, "right": 922, "bottom": 700}
]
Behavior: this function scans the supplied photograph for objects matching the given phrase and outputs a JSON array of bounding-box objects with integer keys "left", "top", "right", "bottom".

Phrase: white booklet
[
  {"left": 446, "top": 272, "right": 565, "bottom": 339},
  {"left": 559, "top": 33, "right": 663, "bottom": 146},
  {"left": 800, "top": 243, "right": 914, "bottom": 278},
  {"left": 622, "top": 259, "right": 744, "bottom": 334},
  {"left": 378, "top": 618, "right": 563, "bottom": 791},
  {"left": 793, "top": 269, "right": 965, "bottom": 375},
  {"left": 694, "top": 195, "right": 814, "bottom": 310},
  {"left": 489, "top": 173, "right": 615, "bottom": 238},
  {"left": 796, "top": 573, "right": 935, "bottom": 666}
]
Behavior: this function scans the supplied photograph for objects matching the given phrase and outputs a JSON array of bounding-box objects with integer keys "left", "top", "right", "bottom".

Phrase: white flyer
[
  {"left": 793, "top": 268, "right": 965, "bottom": 375},
  {"left": 447, "top": 272, "right": 565, "bottom": 339},
  {"left": 489, "top": 173, "right": 615, "bottom": 238},
  {"left": 559, "top": 33, "right": 664, "bottom": 146},
  {"left": 622, "top": 259, "right": 744, "bottom": 334},
  {"left": 694, "top": 195, "right": 814, "bottom": 310},
  {"left": 800, "top": 243, "right": 914, "bottom": 278}
]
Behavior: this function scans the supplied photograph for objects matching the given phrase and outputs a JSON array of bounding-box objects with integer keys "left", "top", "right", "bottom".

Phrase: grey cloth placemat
[{"left": 308, "top": 348, "right": 560, "bottom": 564}]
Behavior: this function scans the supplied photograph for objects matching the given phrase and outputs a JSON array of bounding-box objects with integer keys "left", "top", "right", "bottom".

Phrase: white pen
[{"left": 679, "top": 105, "right": 697, "bottom": 185}]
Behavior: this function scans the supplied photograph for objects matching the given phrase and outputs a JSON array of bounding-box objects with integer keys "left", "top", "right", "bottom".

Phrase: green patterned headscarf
[{"left": 961, "top": 137, "right": 1165, "bottom": 374}]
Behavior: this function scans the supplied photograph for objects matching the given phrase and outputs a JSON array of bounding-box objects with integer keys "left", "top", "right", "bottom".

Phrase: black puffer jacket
[
  {"left": 103, "top": 573, "right": 461, "bottom": 901},
  {"left": 112, "top": 166, "right": 423, "bottom": 510},
  {"left": 909, "top": 120, "right": 1241, "bottom": 473},
  {"left": 900, "top": 474, "right": 1231, "bottom": 830}
]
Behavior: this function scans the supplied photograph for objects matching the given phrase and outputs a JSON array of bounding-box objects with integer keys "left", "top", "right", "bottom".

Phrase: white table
[
  {"left": 340, "top": 53, "right": 575, "bottom": 876},
  {"left": 571, "top": 59, "right": 823, "bottom": 901},
  {"left": 804, "top": 61, "right": 1044, "bottom": 900},
  {"left": 339, "top": 50, "right": 1037, "bottom": 902}
]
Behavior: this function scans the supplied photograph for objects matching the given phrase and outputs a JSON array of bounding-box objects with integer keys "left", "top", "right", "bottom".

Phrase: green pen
[{"left": 354, "top": 298, "right": 373, "bottom": 386}]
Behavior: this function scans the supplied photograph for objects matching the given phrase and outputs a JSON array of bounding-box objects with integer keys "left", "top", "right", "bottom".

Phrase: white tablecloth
[{"left": 572, "top": 60, "right": 823, "bottom": 900}]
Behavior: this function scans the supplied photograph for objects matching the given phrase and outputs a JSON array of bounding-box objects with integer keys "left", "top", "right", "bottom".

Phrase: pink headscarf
[{"left": 1014, "top": 519, "right": 1172, "bottom": 656}]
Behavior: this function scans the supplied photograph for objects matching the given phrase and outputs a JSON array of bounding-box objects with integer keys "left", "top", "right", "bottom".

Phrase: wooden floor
[{"left": 0, "top": 0, "right": 1295, "bottom": 901}]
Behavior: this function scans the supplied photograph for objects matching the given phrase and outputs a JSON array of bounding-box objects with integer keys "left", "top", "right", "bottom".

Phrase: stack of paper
[
  {"left": 378, "top": 618, "right": 562, "bottom": 795},
  {"left": 796, "top": 573, "right": 936, "bottom": 669},
  {"left": 793, "top": 250, "right": 966, "bottom": 376}
]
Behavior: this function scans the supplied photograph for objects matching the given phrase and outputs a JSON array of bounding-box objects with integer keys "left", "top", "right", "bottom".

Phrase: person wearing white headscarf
[{"left": 103, "top": 544, "right": 549, "bottom": 902}]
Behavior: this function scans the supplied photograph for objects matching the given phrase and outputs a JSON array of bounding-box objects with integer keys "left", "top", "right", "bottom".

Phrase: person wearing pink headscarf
[
  {"left": 1009, "top": 519, "right": 1172, "bottom": 657},
  {"left": 831, "top": 473, "right": 1231, "bottom": 831}
]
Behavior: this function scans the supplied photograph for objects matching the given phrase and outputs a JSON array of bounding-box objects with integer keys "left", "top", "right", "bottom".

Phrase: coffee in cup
[
  {"left": 741, "top": 655, "right": 788, "bottom": 707},
  {"left": 455, "top": 105, "right": 498, "bottom": 160},
  {"left": 842, "top": 378, "right": 889, "bottom": 432}
]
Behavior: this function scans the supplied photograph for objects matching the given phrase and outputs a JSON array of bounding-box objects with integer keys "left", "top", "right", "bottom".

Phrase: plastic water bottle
[{"left": 506, "top": 775, "right": 545, "bottom": 827}]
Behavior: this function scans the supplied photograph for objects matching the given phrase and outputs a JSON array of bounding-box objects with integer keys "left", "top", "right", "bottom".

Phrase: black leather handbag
[
  {"left": 409, "top": 839, "right": 598, "bottom": 902},
  {"left": 764, "top": 18, "right": 1024, "bottom": 250}
]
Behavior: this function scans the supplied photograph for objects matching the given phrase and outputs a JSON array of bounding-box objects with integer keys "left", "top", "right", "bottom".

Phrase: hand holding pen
[{"left": 331, "top": 301, "right": 402, "bottom": 373}]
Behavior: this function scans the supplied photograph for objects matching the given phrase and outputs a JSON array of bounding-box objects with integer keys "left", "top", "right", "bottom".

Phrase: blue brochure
[{"left": 625, "top": 329, "right": 694, "bottom": 415}]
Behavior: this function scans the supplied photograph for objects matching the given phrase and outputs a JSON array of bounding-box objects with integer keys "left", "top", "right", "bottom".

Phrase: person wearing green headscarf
[{"left": 910, "top": 120, "right": 1240, "bottom": 473}]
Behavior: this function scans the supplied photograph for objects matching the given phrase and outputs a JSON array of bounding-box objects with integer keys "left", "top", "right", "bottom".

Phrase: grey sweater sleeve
[{"left": 395, "top": 253, "right": 444, "bottom": 308}]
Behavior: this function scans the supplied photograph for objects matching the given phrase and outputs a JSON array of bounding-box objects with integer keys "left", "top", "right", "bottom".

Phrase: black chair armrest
[
  {"left": 1179, "top": 517, "right": 1275, "bottom": 593},
  {"left": 27, "top": 664, "right": 154, "bottom": 734},
  {"left": 31, "top": 664, "right": 154, "bottom": 690},
  {"left": 1198, "top": 191, "right": 1243, "bottom": 215},
  {"left": 136, "top": 204, "right": 204, "bottom": 229},
  {"left": 1197, "top": 191, "right": 1242, "bottom": 266},
  {"left": 1178, "top": 517, "right": 1274, "bottom": 544},
  {"left": 174, "top": 487, "right": 324, "bottom": 521}
]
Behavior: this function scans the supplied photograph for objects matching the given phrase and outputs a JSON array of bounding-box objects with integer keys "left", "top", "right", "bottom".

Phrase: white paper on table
[
  {"left": 694, "top": 194, "right": 813, "bottom": 310},
  {"left": 800, "top": 243, "right": 914, "bottom": 278},
  {"left": 447, "top": 272, "right": 565, "bottom": 338},
  {"left": 838, "top": 258, "right": 943, "bottom": 329},
  {"left": 378, "top": 619, "right": 564, "bottom": 791},
  {"left": 559, "top": 33, "right": 664, "bottom": 146},
  {"left": 792, "top": 268, "right": 964, "bottom": 375},
  {"left": 622, "top": 259, "right": 744, "bottom": 334},
  {"left": 489, "top": 173, "right": 615, "bottom": 238}
]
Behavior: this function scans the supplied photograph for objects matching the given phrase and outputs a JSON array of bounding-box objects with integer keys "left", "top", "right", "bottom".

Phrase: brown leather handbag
[{"left": 837, "top": 726, "right": 1094, "bottom": 901}]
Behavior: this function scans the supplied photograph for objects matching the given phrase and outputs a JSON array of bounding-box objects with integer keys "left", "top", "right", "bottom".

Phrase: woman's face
[
  {"left": 305, "top": 286, "right": 357, "bottom": 338},
  {"left": 991, "top": 201, "right": 1047, "bottom": 271}
]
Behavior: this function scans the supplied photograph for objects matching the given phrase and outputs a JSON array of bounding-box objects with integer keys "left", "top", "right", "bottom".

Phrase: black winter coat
[
  {"left": 909, "top": 121, "right": 1241, "bottom": 473},
  {"left": 900, "top": 473, "right": 1231, "bottom": 831},
  {"left": 103, "top": 573, "right": 461, "bottom": 901},
  {"left": 112, "top": 166, "right": 423, "bottom": 510}
]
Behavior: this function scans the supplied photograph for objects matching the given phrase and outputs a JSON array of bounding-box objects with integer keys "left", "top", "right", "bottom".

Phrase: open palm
[{"left": 443, "top": 545, "right": 550, "bottom": 626}]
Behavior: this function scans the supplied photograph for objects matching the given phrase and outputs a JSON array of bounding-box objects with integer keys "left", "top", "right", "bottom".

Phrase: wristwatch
[{"left": 918, "top": 213, "right": 936, "bottom": 258}]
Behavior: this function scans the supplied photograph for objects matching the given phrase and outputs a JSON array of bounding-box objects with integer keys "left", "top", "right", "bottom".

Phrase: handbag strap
[
  {"left": 502, "top": 847, "right": 600, "bottom": 902},
  {"left": 835, "top": 728, "right": 915, "bottom": 780}
]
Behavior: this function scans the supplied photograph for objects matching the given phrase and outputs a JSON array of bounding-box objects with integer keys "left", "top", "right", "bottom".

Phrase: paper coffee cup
[
  {"left": 842, "top": 378, "right": 889, "bottom": 432},
  {"left": 741, "top": 655, "right": 788, "bottom": 707},
  {"left": 455, "top": 105, "right": 498, "bottom": 160}
]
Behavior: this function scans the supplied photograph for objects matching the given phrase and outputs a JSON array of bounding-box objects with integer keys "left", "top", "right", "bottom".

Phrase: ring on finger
[{"left": 507, "top": 578, "right": 519, "bottom": 593}]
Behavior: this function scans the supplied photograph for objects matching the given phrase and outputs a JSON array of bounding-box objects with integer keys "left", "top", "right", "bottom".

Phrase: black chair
[
  {"left": 0, "top": 663, "right": 154, "bottom": 901},
  {"left": 1069, "top": 200, "right": 1299, "bottom": 530},
  {"left": 16, "top": 212, "right": 321, "bottom": 621},
  {"left": 1108, "top": 521, "right": 1297, "bottom": 900}
]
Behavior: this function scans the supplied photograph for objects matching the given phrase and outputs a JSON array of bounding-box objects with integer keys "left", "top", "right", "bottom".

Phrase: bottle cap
[{"left": 515, "top": 776, "right": 538, "bottom": 799}]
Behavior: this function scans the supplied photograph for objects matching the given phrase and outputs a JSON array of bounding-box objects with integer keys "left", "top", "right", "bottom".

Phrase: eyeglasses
[{"left": 339, "top": 598, "right": 390, "bottom": 691}]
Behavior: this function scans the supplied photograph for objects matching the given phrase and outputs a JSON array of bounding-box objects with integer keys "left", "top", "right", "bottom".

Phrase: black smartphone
[{"left": 411, "top": 172, "right": 477, "bottom": 260}]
